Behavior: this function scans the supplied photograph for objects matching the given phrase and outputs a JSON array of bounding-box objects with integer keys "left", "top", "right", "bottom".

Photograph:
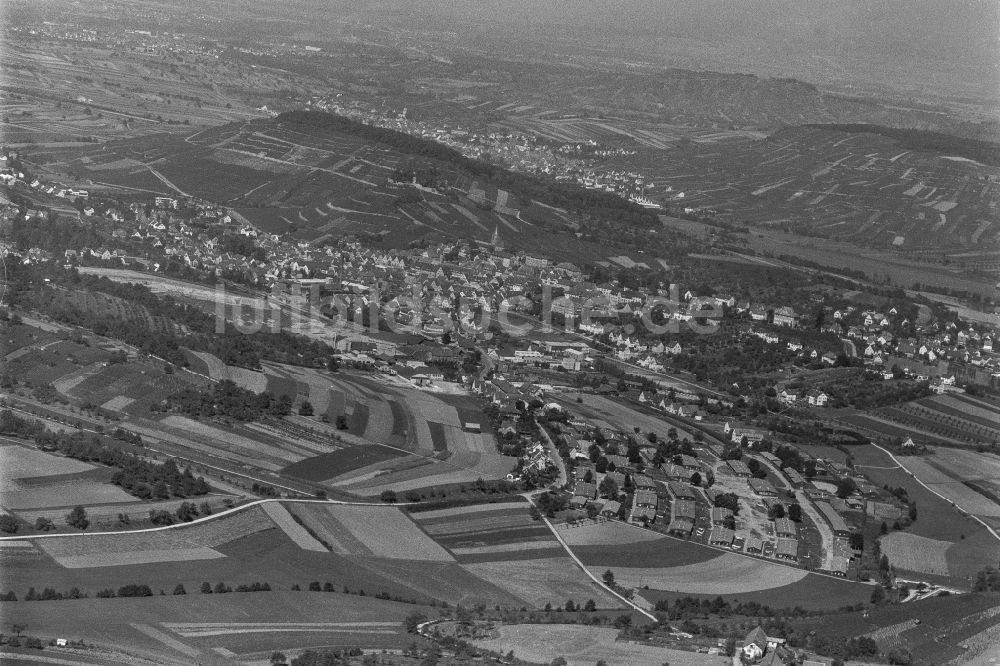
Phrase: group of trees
[
  {"left": 161, "top": 380, "right": 292, "bottom": 421},
  {"left": 112, "top": 458, "right": 210, "bottom": 501}
]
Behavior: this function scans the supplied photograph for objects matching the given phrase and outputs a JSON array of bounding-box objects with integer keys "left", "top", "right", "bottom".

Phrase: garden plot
[
  {"left": 462, "top": 558, "right": 623, "bottom": 609},
  {"left": 34, "top": 506, "right": 275, "bottom": 567},
  {"left": 880, "top": 532, "right": 951, "bottom": 576},
  {"left": 596, "top": 553, "right": 808, "bottom": 594}
]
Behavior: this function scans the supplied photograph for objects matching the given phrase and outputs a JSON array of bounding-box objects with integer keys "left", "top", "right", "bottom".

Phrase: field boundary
[{"left": 872, "top": 443, "right": 1000, "bottom": 542}]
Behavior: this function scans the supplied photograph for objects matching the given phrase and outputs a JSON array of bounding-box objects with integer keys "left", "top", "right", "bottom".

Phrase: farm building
[
  {"left": 669, "top": 517, "right": 694, "bottom": 536},
  {"left": 815, "top": 501, "right": 851, "bottom": 537},
  {"left": 745, "top": 535, "right": 764, "bottom": 554},
  {"left": 774, "top": 517, "right": 797, "bottom": 538},
  {"left": 633, "top": 489, "right": 658, "bottom": 508},
  {"left": 711, "top": 507, "right": 734, "bottom": 525},
  {"left": 727, "top": 460, "right": 752, "bottom": 477},
  {"left": 749, "top": 478, "right": 777, "bottom": 497},
  {"left": 709, "top": 527, "right": 735, "bottom": 547},
  {"left": 776, "top": 538, "right": 799, "bottom": 561},
  {"left": 667, "top": 481, "right": 697, "bottom": 500}
]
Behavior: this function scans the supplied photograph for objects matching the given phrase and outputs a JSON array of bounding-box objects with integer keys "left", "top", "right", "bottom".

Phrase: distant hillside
[
  {"left": 803, "top": 124, "right": 1000, "bottom": 167},
  {"left": 276, "top": 110, "right": 660, "bottom": 228}
]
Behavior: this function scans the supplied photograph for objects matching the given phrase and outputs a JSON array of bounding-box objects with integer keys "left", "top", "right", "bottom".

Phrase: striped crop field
[
  {"left": 291, "top": 503, "right": 453, "bottom": 561},
  {"left": 409, "top": 501, "right": 562, "bottom": 563}
]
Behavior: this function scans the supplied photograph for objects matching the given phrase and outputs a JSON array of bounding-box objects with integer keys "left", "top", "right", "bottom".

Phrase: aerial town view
[{"left": 0, "top": 1, "right": 998, "bottom": 664}]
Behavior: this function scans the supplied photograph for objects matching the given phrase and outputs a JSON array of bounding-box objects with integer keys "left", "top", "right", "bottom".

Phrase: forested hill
[
  {"left": 273, "top": 110, "right": 660, "bottom": 228},
  {"left": 803, "top": 124, "right": 1000, "bottom": 167}
]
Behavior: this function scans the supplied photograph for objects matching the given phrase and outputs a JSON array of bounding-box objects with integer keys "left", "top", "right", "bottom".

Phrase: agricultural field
[
  {"left": 851, "top": 444, "right": 1000, "bottom": 585},
  {"left": 879, "top": 532, "right": 952, "bottom": 577},
  {"left": 594, "top": 553, "right": 809, "bottom": 594},
  {"left": 290, "top": 504, "right": 454, "bottom": 561},
  {"left": 405, "top": 501, "right": 623, "bottom": 609},
  {"left": 0, "top": 592, "right": 428, "bottom": 663},
  {"left": 640, "top": 572, "right": 873, "bottom": 612},
  {"left": 792, "top": 591, "right": 1000, "bottom": 665},
  {"left": 868, "top": 393, "right": 1000, "bottom": 446},
  {"left": 29, "top": 505, "right": 277, "bottom": 568},
  {"left": 409, "top": 501, "right": 562, "bottom": 562},
  {"left": 472, "top": 623, "right": 727, "bottom": 666},
  {"left": 0, "top": 444, "right": 138, "bottom": 514}
]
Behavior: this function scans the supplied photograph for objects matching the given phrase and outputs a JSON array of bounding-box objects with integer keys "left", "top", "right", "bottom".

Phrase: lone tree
[
  {"left": 66, "top": 505, "right": 89, "bottom": 530},
  {"left": 298, "top": 400, "right": 314, "bottom": 416},
  {"left": 602, "top": 569, "right": 615, "bottom": 587},
  {"left": 270, "top": 651, "right": 287, "bottom": 665}
]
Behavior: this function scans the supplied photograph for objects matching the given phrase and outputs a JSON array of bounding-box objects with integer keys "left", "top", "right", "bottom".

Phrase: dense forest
[{"left": 804, "top": 123, "right": 1000, "bottom": 166}]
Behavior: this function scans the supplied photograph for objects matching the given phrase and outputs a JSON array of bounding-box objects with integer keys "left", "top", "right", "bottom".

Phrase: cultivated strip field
[
  {"left": 899, "top": 456, "right": 1000, "bottom": 517},
  {"left": 409, "top": 502, "right": 561, "bottom": 562},
  {"left": 260, "top": 502, "right": 328, "bottom": 552},
  {"left": 293, "top": 504, "right": 454, "bottom": 561}
]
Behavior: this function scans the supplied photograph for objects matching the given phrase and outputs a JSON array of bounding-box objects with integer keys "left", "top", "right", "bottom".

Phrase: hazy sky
[{"left": 359, "top": 0, "right": 999, "bottom": 99}]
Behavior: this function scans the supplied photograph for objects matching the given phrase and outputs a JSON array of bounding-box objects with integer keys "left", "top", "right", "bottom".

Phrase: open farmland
[
  {"left": 559, "top": 520, "right": 668, "bottom": 547},
  {"left": 594, "top": 553, "right": 809, "bottom": 594},
  {"left": 0, "top": 592, "right": 427, "bottom": 663},
  {"left": 31, "top": 505, "right": 277, "bottom": 568},
  {"left": 851, "top": 444, "right": 1000, "bottom": 585},
  {"left": 472, "top": 623, "right": 727, "bottom": 666},
  {"left": 462, "top": 557, "right": 623, "bottom": 610},
  {"left": 0, "top": 444, "right": 138, "bottom": 513},
  {"left": 290, "top": 503, "right": 454, "bottom": 561},
  {"left": 409, "top": 501, "right": 563, "bottom": 562},
  {"left": 879, "top": 532, "right": 952, "bottom": 577},
  {"left": 640, "top": 572, "right": 873, "bottom": 612}
]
